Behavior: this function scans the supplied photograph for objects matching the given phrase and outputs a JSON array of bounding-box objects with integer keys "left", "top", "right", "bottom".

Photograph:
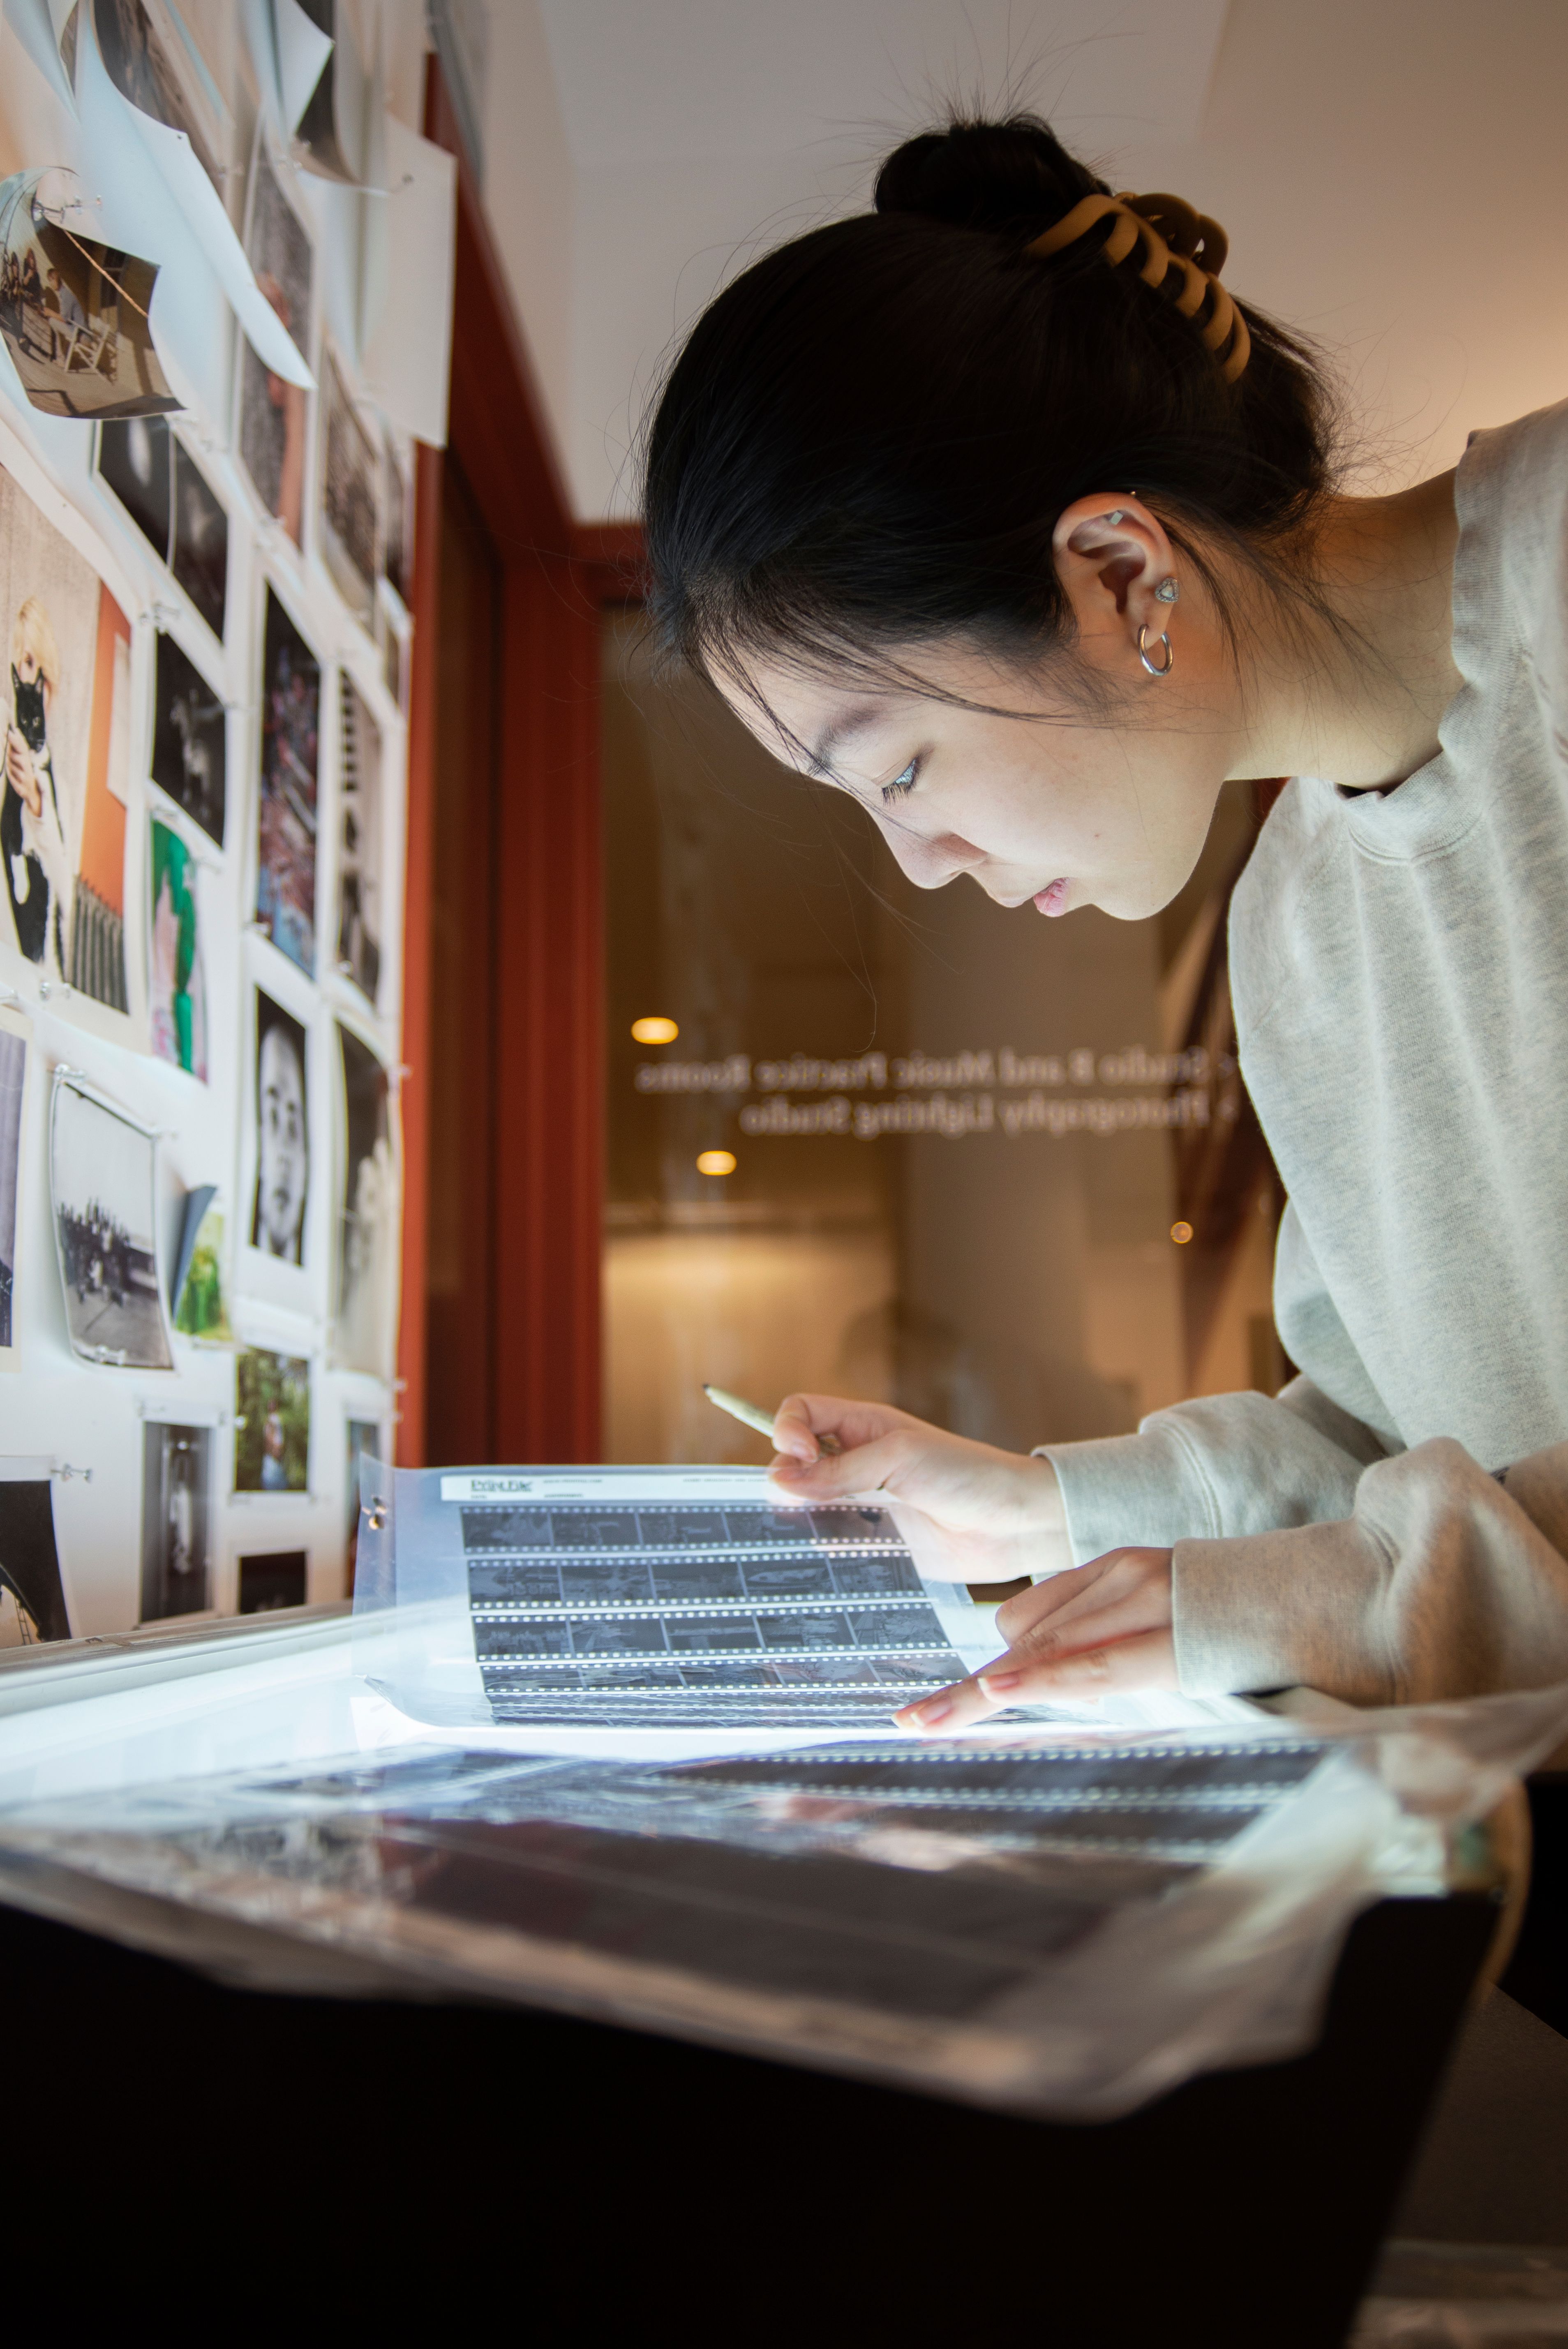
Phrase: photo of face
[
  {"left": 4, "top": 591, "right": 70, "bottom": 974},
  {"left": 252, "top": 991, "right": 309, "bottom": 1265},
  {"left": 0, "top": 462, "right": 132, "bottom": 1012},
  {"left": 333, "top": 1025, "right": 395, "bottom": 1375},
  {"left": 151, "top": 631, "right": 225, "bottom": 846},
  {"left": 238, "top": 146, "right": 313, "bottom": 548}
]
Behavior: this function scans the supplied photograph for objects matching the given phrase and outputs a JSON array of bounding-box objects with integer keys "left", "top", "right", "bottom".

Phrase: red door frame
[{"left": 399, "top": 65, "right": 644, "bottom": 1467}]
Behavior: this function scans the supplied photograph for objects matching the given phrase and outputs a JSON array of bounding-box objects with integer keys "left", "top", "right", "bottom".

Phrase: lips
[{"left": 1033, "top": 879, "right": 1069, "bottom": 917}]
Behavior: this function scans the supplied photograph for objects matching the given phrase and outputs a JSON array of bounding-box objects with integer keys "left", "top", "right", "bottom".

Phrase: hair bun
[{"left": 873, "top": 115, "right": 1107, "bottom": 240}]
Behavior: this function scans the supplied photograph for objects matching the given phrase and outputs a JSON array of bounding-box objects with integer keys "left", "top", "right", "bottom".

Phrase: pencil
[{"left": 702, "top": 1384, "right": 843, "bottom": 1456}]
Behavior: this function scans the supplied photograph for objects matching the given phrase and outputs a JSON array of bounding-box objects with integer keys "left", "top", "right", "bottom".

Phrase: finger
[
  {"left": 995, "top": 1550, "right": 1169, "bottom": 1645},
  {"left": 894, "top": 1672, "right": 999, "bottom": 1736},
  {"left": 994, "top": 1561, "right": 1099, "bottom": 1642},
  {"left": 978, "top": 1628, "right": 1178, "bottom": 1698},
  {"left": 772, "top": 1393, "right": 905, "bottom": 1463},
  {"left": 768, "top": 1427, "right": 920, "bottom": 1500}
]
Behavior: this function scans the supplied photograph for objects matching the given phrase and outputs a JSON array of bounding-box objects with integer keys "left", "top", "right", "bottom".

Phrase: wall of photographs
[{"left": 0, "top": 0, "right": 451, "bottom": 1643}]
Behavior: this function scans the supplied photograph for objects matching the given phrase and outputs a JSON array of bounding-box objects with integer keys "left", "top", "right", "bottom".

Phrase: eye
[{"left": 881, "top": 758, "right": 919, "bottom": 805}]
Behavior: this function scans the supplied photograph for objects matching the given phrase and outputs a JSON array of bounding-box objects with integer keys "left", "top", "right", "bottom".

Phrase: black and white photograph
[
  {"left": 0, "top": 170, "right": 177, "bottom": 420},
  {"left": 345, "top": 1416, "right": 381, "bottom": 1590},
  {"left": 2, "top": 457, "right": 134, "bottom": 1013},
  {"left": 238, "top": 142, "right": 313, "bottom": 548},
  {"left": 335, "top": 677, "right": 381, "bottom": 1002},
  {"left": 0, "top": 1016, "right": 24, "bottom": 1360},
  {"left": 0, "top": 1471, "right": 69, "bottom": 1645},
  {"left": 150, "top": 631, "right": 226, "bottom": 846},
  {"left": 291, "top": 0, "right": 359, "bottom": 183},
  {"left": 170, "top": 441, "right": 228, "bottom": 638},
  {"left": 95, "top": 0, "right": 226, "bottom": 192},
  {"left": 98, "top": 421, "right": 228, "bottom": 639},
  {"left": 139, "top": 1420, "right": 210, "bottom": 1620},
  {"left": 333, "top": 1026, "right": 395, "bottom": 1374},
  {"left": 251, "top": 989, "right": 309, "bottom": 1266},
  {"left": 255, "top": 586, "right": 319, "bottom": 972},
  {"left": 234, "top": 1349, "right": 309, "bottom": 1494},
  {"left": 381, "top": 430, "right": 411, "bottom": 606},
  {"left": 97, "top": 414, "right": 171, "bottom": 560},
  {"left": 50, "top": 1078, "right": 172, "bottom": 1369},
  {"left": 319, "top": 347, "right": 378, "bottom": 628},
  {"left": 239, "top": 1550, "right": 307, "bottom": 1612}
]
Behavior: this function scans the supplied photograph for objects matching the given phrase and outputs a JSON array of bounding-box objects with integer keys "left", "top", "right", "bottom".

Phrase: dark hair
[{"left": 642, "top": 115, "right": 1338, "bottom": 710}]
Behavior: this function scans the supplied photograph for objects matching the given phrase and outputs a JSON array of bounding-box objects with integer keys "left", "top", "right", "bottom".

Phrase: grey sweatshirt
[{"left": 1042, "top": 398, "right": 1568, "bottom": 1705}]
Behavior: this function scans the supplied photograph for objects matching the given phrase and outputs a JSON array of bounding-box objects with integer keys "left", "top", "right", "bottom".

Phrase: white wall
[
  {"left": 476, "top": 0, "right": 579, "bottom": 494},
  {"left": 473, "top": 0, "right": 1568, "bottom": 522}
]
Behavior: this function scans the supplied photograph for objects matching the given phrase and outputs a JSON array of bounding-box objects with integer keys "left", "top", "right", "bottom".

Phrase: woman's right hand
[{"left": 769, "top": 1394, "right": 1072, "bottom": 1587}]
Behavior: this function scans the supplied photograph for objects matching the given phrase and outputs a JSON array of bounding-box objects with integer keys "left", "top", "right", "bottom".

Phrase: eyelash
[{"left": 881, "top": 758, "right": 919, "bottom": 805}]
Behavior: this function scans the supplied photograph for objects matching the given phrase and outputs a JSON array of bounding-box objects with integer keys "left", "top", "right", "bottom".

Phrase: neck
[{"left": 1226, "top": 472, "right": 1462, "bottom": 790}]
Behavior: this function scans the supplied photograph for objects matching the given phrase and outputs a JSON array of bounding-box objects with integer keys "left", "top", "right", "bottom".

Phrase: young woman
[{"left": 641, "top": 116, "right": 1568, "bottom": 1729}]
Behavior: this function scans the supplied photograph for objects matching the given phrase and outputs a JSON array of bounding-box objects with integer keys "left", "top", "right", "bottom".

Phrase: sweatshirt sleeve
[
  {"left": 1172, "top": 1436, "right": 1568, "bottom": 1702},
  {"left": 1038, "top": 1377, "right": 1391, "bottom": 1563},
  {"left": 1039, "top": 1201, "right": 1400, "bottom": 1563}
]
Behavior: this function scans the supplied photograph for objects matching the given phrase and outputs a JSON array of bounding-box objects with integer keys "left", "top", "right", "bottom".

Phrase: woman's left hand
[{"left": 895, "top": 1547, "right": 1178, "bottom": 1732}]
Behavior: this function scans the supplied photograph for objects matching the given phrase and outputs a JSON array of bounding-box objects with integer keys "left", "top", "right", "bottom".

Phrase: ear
[{"left": 1051, "top": 495, "right": 1181, "bottom": 665}]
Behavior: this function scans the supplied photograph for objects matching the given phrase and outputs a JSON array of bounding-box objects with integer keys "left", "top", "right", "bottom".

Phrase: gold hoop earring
[{"left": 1137, "top": 624, "right": 1175, "bottom": 678}]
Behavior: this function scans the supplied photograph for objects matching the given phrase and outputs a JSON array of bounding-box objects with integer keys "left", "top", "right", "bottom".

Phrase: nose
[{"left": 878, "top": 822, "right": 983, "bottom": 891}]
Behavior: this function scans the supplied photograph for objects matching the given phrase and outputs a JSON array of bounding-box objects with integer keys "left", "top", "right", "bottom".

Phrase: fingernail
[
  {"left": 978, "top": 1670, "right": 1021, "bottom": 1694},
  {"left": 911, "top": 1695, "right": 952, "bottom": 1727}
]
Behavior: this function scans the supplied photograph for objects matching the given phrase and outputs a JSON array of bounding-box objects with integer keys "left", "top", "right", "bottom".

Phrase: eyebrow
[{"left": 804, "top": 705, "right": 884, "bottom": 780}]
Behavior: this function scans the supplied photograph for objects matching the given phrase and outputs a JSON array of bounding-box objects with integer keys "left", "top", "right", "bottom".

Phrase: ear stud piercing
[
  {"left": 1155, "top": 576, "right": 1180, "bottom": 603},
  {"left": 1106, "top": 509, "right": 1128, "bottom": 524}
]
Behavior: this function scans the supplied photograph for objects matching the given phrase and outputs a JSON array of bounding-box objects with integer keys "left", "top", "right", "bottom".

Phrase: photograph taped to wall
[
  {"left": 381, "top": 430, "right": 411, "bottom": 605},
  {"left": 238, "top": 141, "right": 312, "bottom": 548},
  {"left": 170, "top": 441, "right": 227, "bottom": 639},
  {"left": 345, "top": 1415, "right": 381, "bottom": 1590},
  {"left": 97, "top": 415, "right": 170, "bottom": 561},
  {"left": 335, "top": 676, "right": 381, "bottom": 1002},
  {"left": 0, "top": 459, "right": 133, "bottom": 1016},
  {"left": 239, "top": 1548, "right": 306, "bottom": 1611},
  {"left": 291, "top": 0, "right": 360, "bottom": 184},
  {"left": 171, "top": 1184, "right": 231, "bottom": 1342},
  {"left": 319, "top": 346, "right": 377, "bottom": 628},
  {"left": 0, "top": 171, "right": 178, "bottom": 420},
  {"left": 251, "top": 988, "right": 309, "bottom": 1266},
  {"left": 0, "top": 1471, "right": 69, "bottom": 1645},
  {"left": 0, "top": 1008, "right": 27, "bottom": 1363},
  {"left": 150, "top": 631, "right": 225, "bottom": 845},
  {"left": 98, "top": 423, "right": 228, "bottom": 640},
  {"left": 234, "top": 1348, "right": 309, "bottom": 1494},
  {"left": 94, "top": 0, "right": 226, "bottom": 193},
  {"left": 333, "top": 1025, "right": 395, "bottom": 1376},
  {"left": 140, "top": 1420, "right": 210, "bottom": 1620},
  {"left": 50, "top": 1076, "right": 172, "bottom": 1369},
  {"left": 149, "top": 818, "right": 207, "bottom": 1081},
  {"left": 255, "top": 585, "right": 319, "bottom": 972}
]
